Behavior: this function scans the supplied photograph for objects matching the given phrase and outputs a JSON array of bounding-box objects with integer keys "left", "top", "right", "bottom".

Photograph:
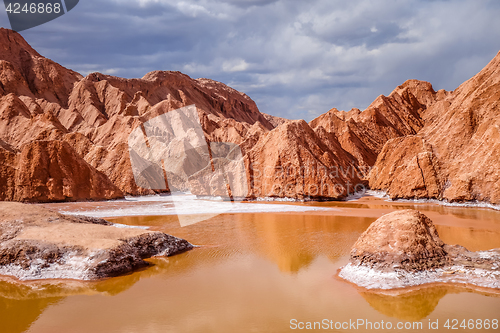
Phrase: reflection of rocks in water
[
  {"left": 0, "top": 252, "right": 198, "bottom": 301},
  {"left": 118, "top": 213, "right": 374, "bottom": 274},
  {"left": 247, "top": 214, "right": 373, "bottom": 273},
  {"left": 0, "top": 245, "right": 226, "bottom": 332},
  {"left": 361, "top": 284, "right": 500, "bottom": 321},
  {"left": 0, "top": 295, "right": 61, "bottom": 333},
  {"left": 0, "top": 256, "right": 174, "bottom": 333},
  {"left": 361, "top": 286, "right": 449, "bottom": 321},
  {"left": 0, "top": 267, "right": 149, "bottom": 300},
  {"left": 274, "top": 252, "right": 315, "bottom": 274}
]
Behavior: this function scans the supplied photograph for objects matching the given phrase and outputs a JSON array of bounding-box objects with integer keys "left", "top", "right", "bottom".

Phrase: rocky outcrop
[
  {"left": 245, "top": 119, "right": 363, "bottom": 200},
  {"left": 0, "top": 28, "right": 372, "bottom": 202},
  {"left": 339, "top": 210, "right": 500, "bottom": 289},
  {"left": 0, "top": 140, "right": 123, "bottom": 202},
  {"left": 14, "top": 140, "right": 123, "bottom": 202},
  {"left": 0, "top": 28, "right": 82, "bottom": 107},
  {"left": 0, "top": 202, "right": 193, "bottom": 280},
  {"left": 346, "top": 210, "right": 448, "bottom": 272},
  {"left": 262, "top": 112, "right": 288, "bottom": 127},
  {"left": 369, "top": 52, "right": 500, "bottom": 204},
  {"left": 0, "top": 29, "right": 293, "bottom": 201},
  {"left": 2, "top": 26, "right": 500, "bottom": 204},
  {"left": 309, "top": 80, "right": 446, "bottom": 167},
  {"left": 369, "top": 136, "right": 441, "bottom": 199}
]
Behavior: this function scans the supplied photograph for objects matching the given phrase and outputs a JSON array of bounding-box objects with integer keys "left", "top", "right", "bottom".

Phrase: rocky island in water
[
  {"left": 339, "top": 210, "right": 500, "bottom": 290},
  {"left": 0, "top": 202, "right": 192, "bottom": 281}
]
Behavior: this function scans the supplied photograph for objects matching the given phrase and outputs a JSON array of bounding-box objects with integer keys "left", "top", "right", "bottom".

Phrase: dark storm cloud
[{"left": 5, "top": 0, "right": 500, "bottom": 120}]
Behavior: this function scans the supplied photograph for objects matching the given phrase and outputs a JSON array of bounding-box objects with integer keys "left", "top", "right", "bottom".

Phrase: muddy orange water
[{"left": 2, "top": 197, "right": 500, "bottom": 333}]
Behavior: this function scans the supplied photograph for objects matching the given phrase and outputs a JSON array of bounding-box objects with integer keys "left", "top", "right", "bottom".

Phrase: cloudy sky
[{"left": 1, "top": 0, "right": 500, "bottom": 120}]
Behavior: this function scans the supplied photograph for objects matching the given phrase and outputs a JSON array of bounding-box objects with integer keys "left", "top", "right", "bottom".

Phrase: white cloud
[{"left": 222, "top": 58, "right": 250, "bottom": 72}]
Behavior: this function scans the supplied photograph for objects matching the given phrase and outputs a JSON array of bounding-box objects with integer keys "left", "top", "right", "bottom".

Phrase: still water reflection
[{"left": 2, "top": 199, "right": 500, "bottom": 332}]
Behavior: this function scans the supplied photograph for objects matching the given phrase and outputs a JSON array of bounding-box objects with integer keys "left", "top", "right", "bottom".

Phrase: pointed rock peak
[
  {"left": 196, "top": 77, "right": 249, "bottom": 97},
  {"left": 391, "top": 79, "right": 437, "bottom": 107},
  {"left": 397, "top": 79, "right": 434, "bottom": 92},
  {"left": 274, "top": 119, "right": 316, "bottom": 137},
  {"left": 142, "top": 70, "right": 191, "bottom": 83},
  {"left": 0, "top": 28, "right": 41, "bottom": 59},
  {"left": 346, "top": 108, "right": 361, "bottom": 118},
  {"left": 364, "top": 94, "right": 388, "bottom": 110},
  {"left": 0, "top": 93, "right": 31, "bottom": 119},
  {"left": 262, "top": 113, "right": 288, "bottom": 128},
  {"left": 85, "top": 72, "right": 111, "bottom": 82},
  {"left": 285, "top": 118, "right": 308, "bottom": 128}
]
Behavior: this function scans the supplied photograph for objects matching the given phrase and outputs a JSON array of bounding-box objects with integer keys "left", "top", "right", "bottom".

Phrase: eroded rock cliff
[
  {"left": 369, "top": 52, "right": 500, "bottom": 204},
  {"left": 1, "top": 26, "right": 499, "bottom": 204}
]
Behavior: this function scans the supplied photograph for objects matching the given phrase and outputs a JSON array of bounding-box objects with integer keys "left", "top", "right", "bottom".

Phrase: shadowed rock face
[
  {"left": 12, "top": 140, "right": 123, "bottom": 202},
  {"left": 1, "top": 139, "right": 123, "bottom": 203},
  {"left": 0, "top": 202, "right": 193, "bottom": 281},
  {"left": 245, "top": 119, "right": 364, "bottom": 200},
  {"left": 339, "top": 210, "right": 500, "bottom": 290}
]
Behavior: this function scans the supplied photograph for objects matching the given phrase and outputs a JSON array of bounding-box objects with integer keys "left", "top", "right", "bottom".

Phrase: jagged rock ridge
[
  {"left": 369, "top": 51, "right": 500, "bottom": 204},
  {"left": 1, "top": 27, "right": 499, "bottom": 204},
  {"left": 0, "top": 28, "right": 376, "bottom": 202}
]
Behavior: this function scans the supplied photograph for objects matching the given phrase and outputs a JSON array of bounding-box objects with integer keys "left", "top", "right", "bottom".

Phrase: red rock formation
[
  {"left": 245, "top": 120, "right": 363, "bottom": 200},
  {"left": 310, "top": 80, "right": 446, "bottom": 167},
  {"left": 0, "top": 28, "right": 82, "bottom": 107},
  {"left": 0, "top": 29, "right": 278, "bottom": 201},
  {"left": 262, "top": 112, "right": 288, "bottom": 127},
  {"left": 369, "top": 136, "right": 441, "bottom": 199},
  {"left": 370, "top": 52, "right": 500, "bottom": 204},
  {"left": 348, "top": 210, "right": 448, "bottom": 272},
  {"left": 12, "top": 140, "right": 123, "bottom": 202},
  {"left": 340, "top": 210, "right": 500, "bottom": 290},
  {"left": 2, "top": 26, "right": 499, "bottom": 205},
  {"left": 0, "top": 146, "right": 16, "bottom": 201}
]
